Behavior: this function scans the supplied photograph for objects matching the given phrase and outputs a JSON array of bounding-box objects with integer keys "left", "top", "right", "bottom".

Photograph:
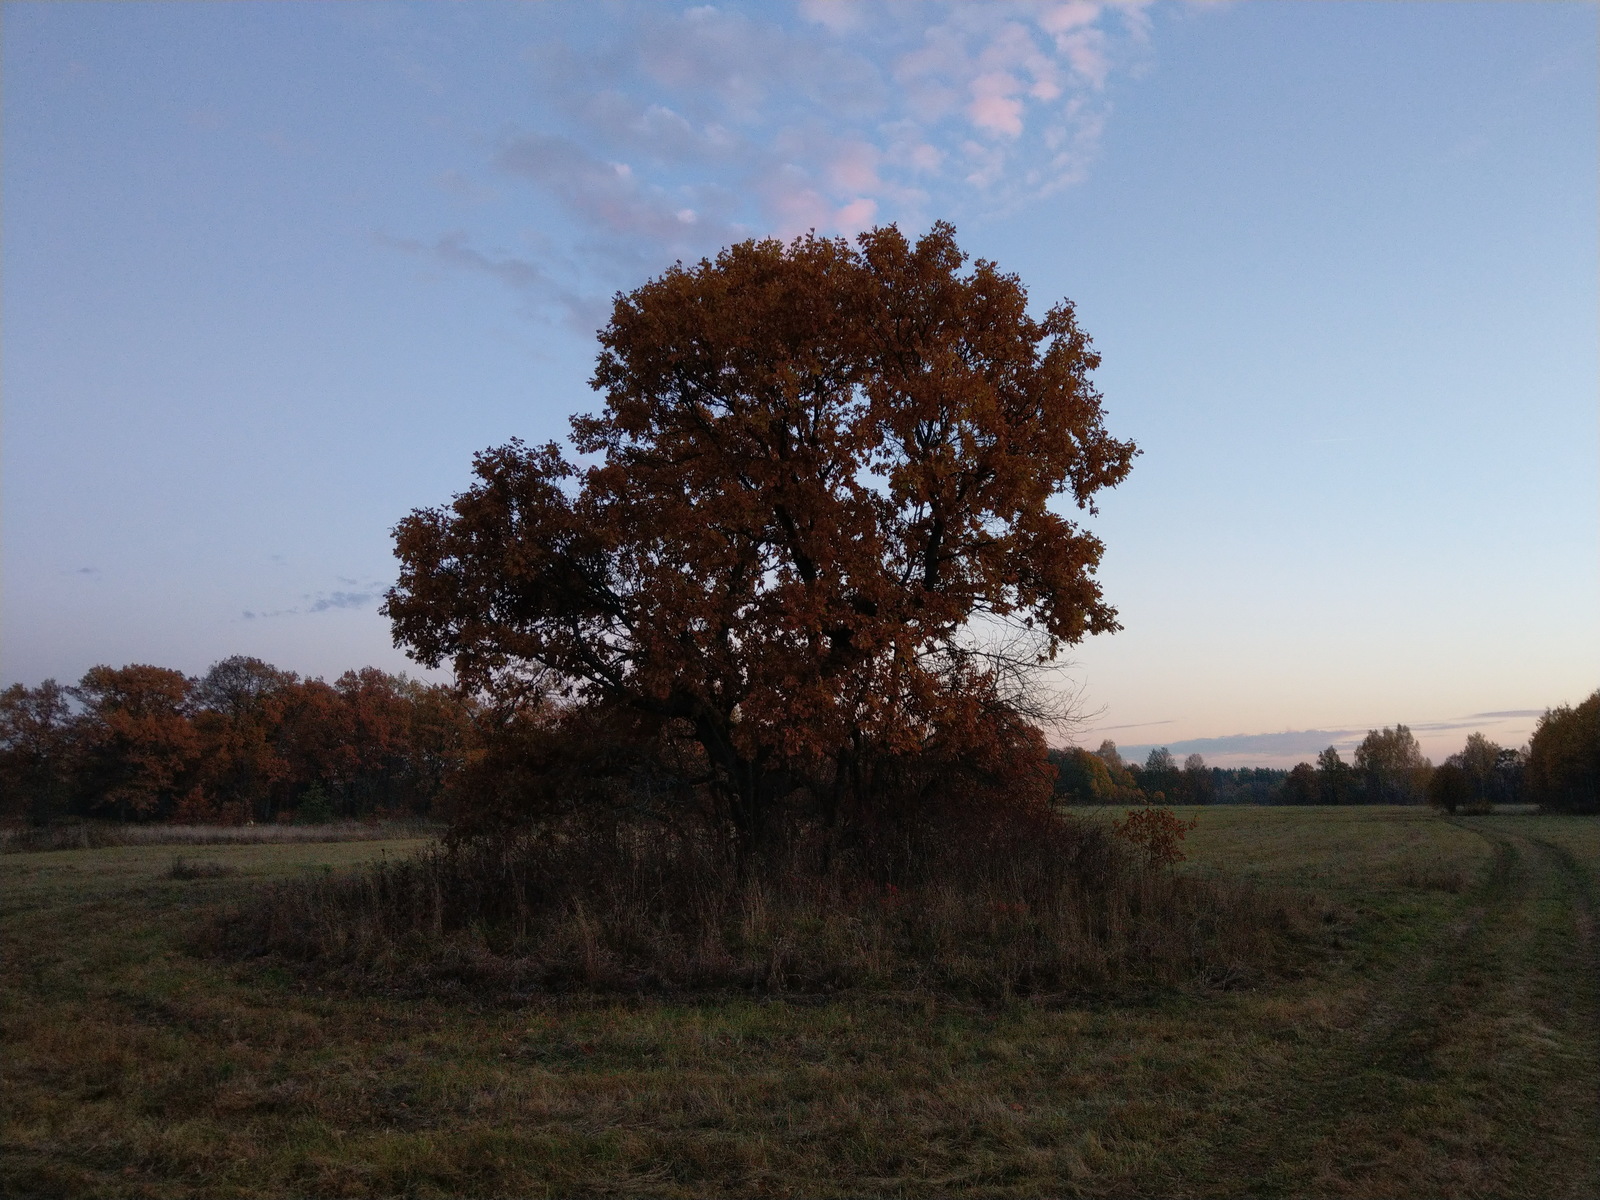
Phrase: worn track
[{"left": 1190, "top": 821, "right": 1600, "bottom": 1198}]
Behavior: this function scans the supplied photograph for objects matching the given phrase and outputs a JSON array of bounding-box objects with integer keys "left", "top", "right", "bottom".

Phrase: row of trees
[
  {"left": 1282, "top": 726, "right": 1442, "bottom": 807},
  {"left": 1289, "top": 709, "right": 1598, "bottom": 814},
  {"left": 6, "top": 665, "right": 1595, "bottom": 823},
  {"left": 0, "top": 658, "right": 473, "bottom": 825},
  {"left": 1050, "top": 743, "right": 1288, "bottom": 806},
  {"left": 1049, "top": 743, "right": 1247, "bottom": 806},
  {"left": 1049, "top": 695, "right": 1599, "bottom": 814}
]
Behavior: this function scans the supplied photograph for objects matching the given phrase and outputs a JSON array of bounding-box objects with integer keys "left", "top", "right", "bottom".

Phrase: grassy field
[
  {"left": 3, "top": 807, "right": 1596, "bottom": 1198},
  {"left": 0, "top": 822, "right": 444, "bottom": 853}
]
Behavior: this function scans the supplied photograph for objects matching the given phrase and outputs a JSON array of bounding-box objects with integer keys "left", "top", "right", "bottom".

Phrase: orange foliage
[
  {"left": 385, "top": 223, "right": 1136, "bottom": 851},
  {"left": 71, "top": 665, "right": 199, "bottom": 818},
  {"left": 1112, "top": 803, "right": 1199, "bottom": 868}
]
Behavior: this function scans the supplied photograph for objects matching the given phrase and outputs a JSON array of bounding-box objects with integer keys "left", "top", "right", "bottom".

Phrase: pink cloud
[
  {"left": 833, "top": 197, "right": 878, "bottom": 233},
  {"left": 905, "top": 141, "right": 943, "bottom": 172},
  {"left": 961, "top": 139, "right": 1006, "bottom": 188},
  {"left": 827, "top": 141, "right": 882, "bottom": 192},
  {"left": 1057, "top": 28, "right": 1110, "bottom": 89},
  {"left": 761, "top": 167, "right": 834, "bottom": 237},
  {"left": 798, "top": 0, "right": 863, "bottom": 33},
  {"left": 1040, "top": 2, "right": 1101, "bottom": 36},
  {"left": 969, "top": 71, "right": 1024, "bottom": 137},
  {"left": 474, "top": 0, "right": 1173, "bottom": 284}
]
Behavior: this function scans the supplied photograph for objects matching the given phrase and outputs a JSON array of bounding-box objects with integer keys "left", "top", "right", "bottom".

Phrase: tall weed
[{"left": 209, "top": 811, "right": 1312, "bottom": 1001}]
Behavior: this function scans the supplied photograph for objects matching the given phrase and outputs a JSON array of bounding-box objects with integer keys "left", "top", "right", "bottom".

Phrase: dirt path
[{"left": 1190, "top": 822, "right": 1600, "bottom": 1198}]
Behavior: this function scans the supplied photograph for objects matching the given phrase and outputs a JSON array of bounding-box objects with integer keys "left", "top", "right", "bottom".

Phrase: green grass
[{"left": 4, "top": 808, "right": 1597, "bottom": 1197}]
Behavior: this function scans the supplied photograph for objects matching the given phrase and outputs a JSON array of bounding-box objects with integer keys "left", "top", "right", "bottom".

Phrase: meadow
[{"left": 3, "top": 806, "right": 1596, "bottom": 1198}]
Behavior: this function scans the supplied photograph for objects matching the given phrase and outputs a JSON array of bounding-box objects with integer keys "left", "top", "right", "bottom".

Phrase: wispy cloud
[
  {"left": 1088, "top": 718, "right": 1176, "bottom": 733},
  {"left": 493, "top": 132, "right": 748, "bottom": 264},
  {"left": 396, "top": 1, "right": 1158, "bottom": 320},
  {"left": 242, "top": 580, "right": 387, "bottom": 620},
  {"left": 306, "top": 591, "right": 378, "bottom": 613},
  {"left": 377, "top": 231, "right": 608, "bottom": 333}
]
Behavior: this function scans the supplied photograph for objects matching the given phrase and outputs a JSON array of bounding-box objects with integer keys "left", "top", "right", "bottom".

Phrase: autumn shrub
[{"left": 1111, "top": 803, "right": 1200, "bottom": 867}]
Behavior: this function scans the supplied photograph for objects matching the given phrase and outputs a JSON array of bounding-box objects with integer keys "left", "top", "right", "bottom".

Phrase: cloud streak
[
  {"left": 377, "top": 230, "right": 608, "bottom": 333},
  {"left": 1114, "top": 729, "right": 1362, "bottom": 760},
  {"left": 242, "top": 581, "right": 387, "bottom": 620}
]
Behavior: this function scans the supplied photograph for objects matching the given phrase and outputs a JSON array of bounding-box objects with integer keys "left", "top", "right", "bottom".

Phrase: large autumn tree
[{"left": 385, "top": 224, "right": 1137, "bottom": 850}]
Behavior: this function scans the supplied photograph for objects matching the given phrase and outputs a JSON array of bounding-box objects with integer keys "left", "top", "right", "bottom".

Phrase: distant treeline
[
  {"left": 0, "top": 658, "right": 473, "bottom": 825},
  {"left": 1051, "top": 691, "right": 1599, "bottom": 814},
  {"left": 1048, "top": 745, "right": 1288, "bottom": 807},
  {"left": 4, "top": 660, "right": 1597, "bottom": 823}
]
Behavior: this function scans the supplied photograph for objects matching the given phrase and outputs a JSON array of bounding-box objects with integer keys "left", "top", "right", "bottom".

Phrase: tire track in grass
[
  {"left": 1516, "top": 828, "right": 1600, "bottom": 1159},
  {"left": 1519, "top": 829, "right": 1598, "bottom": 964},
  {"left": 1191, "top": 823, "right": 1600, "bottom": 1198},
  {"left": 1183, "top": 832, "right": 1517, "bottom": 1196}
]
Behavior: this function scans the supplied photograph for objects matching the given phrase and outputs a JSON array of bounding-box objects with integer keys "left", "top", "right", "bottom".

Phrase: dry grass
[{"left": 206, "top": 813, "right": 1312, "bottom": 1002}]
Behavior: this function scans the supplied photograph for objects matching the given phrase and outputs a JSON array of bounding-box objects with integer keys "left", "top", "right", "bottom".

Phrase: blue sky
[{"left": 3, "top": 1, "right": 1595, "bottom": 766}]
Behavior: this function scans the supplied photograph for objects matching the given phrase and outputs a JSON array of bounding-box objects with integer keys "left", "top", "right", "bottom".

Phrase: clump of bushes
[
  {"left": 210, "top": 804, "right": 1312, "bottom": 1002},
  {"left": 167, "top": 855, "right": 236, "bottom": 880}
]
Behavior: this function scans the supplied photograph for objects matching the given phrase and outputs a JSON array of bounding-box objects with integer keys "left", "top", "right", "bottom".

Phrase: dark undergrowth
[
  {"left": 206, "top": 809, "right": 1319, "bottom": 1002},
  {"left": 165, "top": 855, "right": 238, "bottom": 880}
]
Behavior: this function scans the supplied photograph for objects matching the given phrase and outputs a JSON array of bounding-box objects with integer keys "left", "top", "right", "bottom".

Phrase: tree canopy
[
  {"left": 1354, "top": 725, "right": 1431, "bottom": 804},
  {"left": 384, "top": 223, "right": 1138, "bottom": 850},
  {"left": 1526, "top": 691, "right": 1600, "bottom": 813}
]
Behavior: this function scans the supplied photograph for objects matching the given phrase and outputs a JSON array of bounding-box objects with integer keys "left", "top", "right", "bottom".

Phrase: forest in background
[
  {"left": 3, "top": 656, "right": 1596, "bottom": 825},
  {"left": 0, "top": 657, "right": 469, "bottom": 826},
  {"left": 1049, "top": 712, "right": 1596, "bottom": 812}
]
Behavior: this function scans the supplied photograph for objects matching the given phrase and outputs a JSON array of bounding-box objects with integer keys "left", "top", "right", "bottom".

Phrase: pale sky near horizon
[{"left": 4, "top": 1, "right": 1596, "bottom": 767}]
